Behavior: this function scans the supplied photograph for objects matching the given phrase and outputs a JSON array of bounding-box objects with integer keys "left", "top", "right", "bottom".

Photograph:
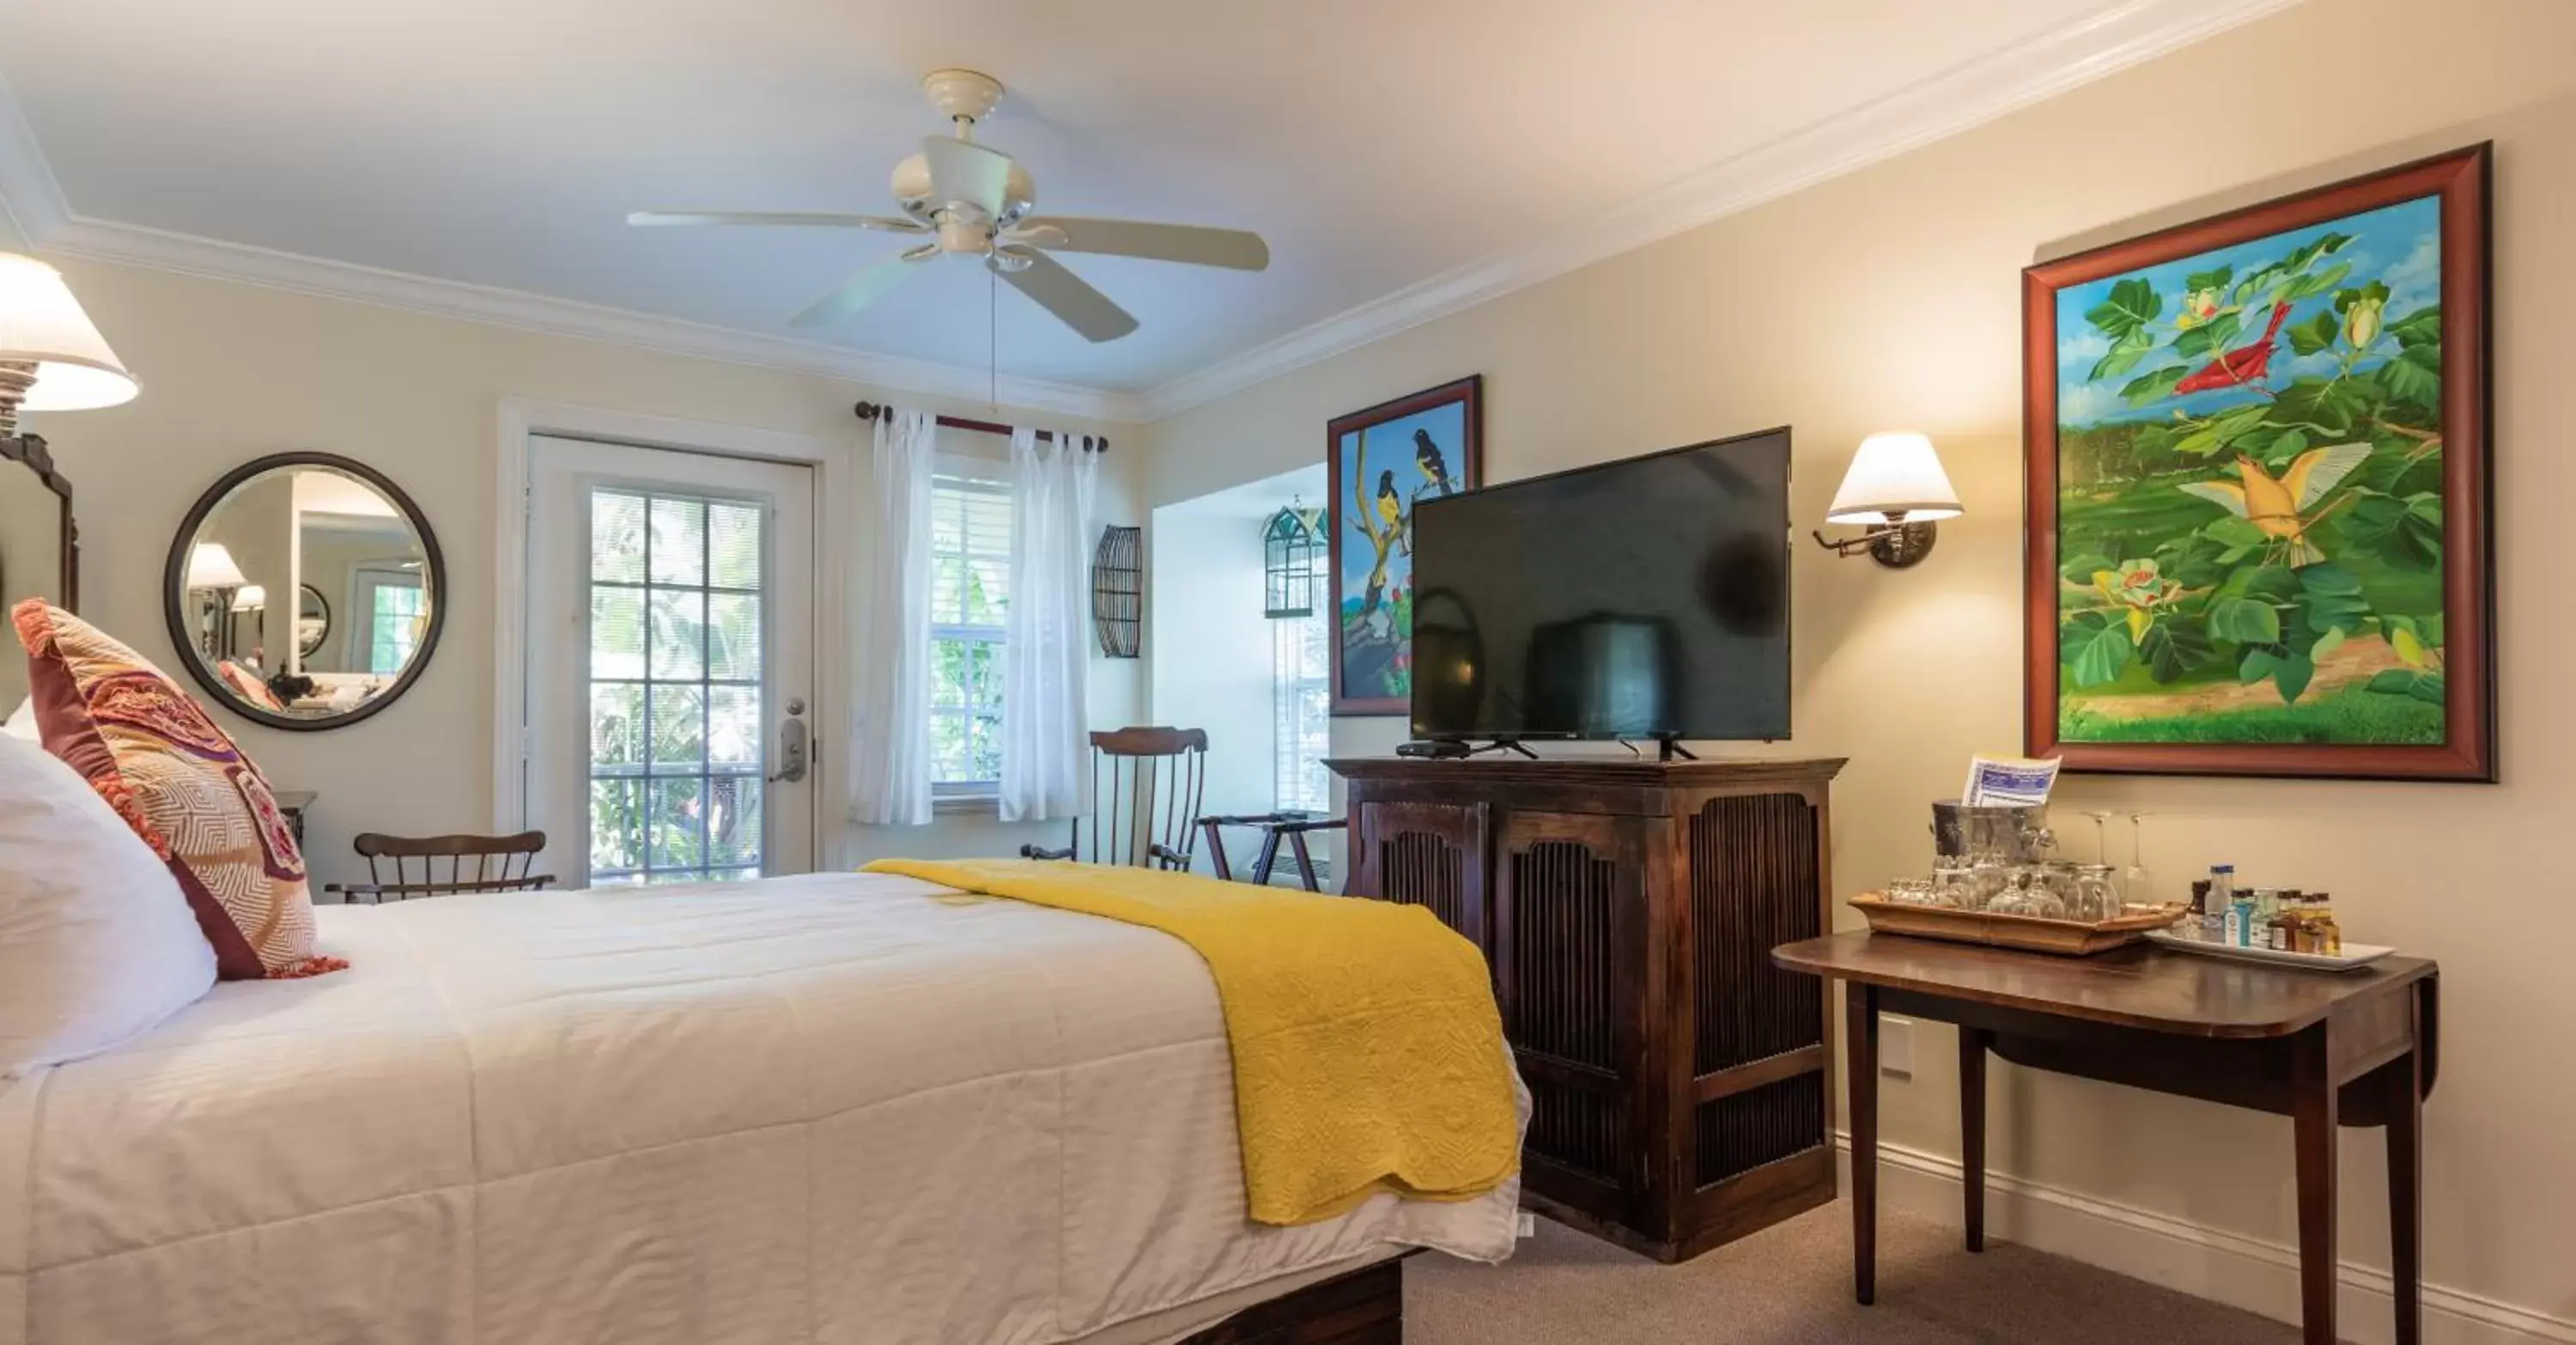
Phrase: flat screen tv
[{"left": 1408, "top": 427, "right": 1791, "bottom": 743}]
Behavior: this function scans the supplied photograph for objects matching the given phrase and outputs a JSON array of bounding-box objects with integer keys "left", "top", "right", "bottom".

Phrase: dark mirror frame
[
  {"left": 162, "top": 451, "right": 445, "bottom": 733},
  {"left": 2, "top": 433, "right": 77, "bottom": 612}
]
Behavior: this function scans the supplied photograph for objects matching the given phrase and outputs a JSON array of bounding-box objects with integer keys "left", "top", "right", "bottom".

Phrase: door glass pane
[
  {"left": 587, "top": 486, "right": 766, "bottom": 884},
  {"left": 648, "top": 588, "right": 706, "bottom": 679}
]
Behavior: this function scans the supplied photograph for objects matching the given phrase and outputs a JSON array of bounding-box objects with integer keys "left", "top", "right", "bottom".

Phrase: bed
[{"left": 0, "top": 870, "right": 1522, "bottom": 1344}]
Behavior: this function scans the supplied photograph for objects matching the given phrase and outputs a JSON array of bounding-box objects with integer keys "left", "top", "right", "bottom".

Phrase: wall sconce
[
  {"left": 0, "top": 253, "right": 139, "bottom": 436},
  {"left": 1812, "top": 431, "right": 1962, "bottom": 569}
]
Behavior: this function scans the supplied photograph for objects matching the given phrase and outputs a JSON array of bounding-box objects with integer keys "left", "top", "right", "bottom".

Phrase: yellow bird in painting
[{"left": 2178, "top": 443, "right": 2372, "bottom": 567}]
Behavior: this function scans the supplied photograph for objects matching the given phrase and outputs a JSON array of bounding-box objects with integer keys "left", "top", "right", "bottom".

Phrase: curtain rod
[{"left": 854, "top": 401, "right": 1109, "bottom": 453}]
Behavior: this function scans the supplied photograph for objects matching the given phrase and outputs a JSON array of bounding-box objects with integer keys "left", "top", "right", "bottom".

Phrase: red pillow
[{"left": 12, "top": 599, "right": 343, "bottom": 979}]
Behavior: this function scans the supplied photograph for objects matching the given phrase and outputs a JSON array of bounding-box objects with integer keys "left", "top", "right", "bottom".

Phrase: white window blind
[
  {"left": 1273, "top": 606, "right": 1332, "bottom": 817},
  {"left": 930, "top": 473, "right": 1011, "bottom": 794}
]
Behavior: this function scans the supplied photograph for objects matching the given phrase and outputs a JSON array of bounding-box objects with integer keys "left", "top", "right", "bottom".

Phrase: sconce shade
[
  {"left": 0, "top": 253, "right": 139, "bottom": 412},
  {"left": 187, "top": 543, "right": 249, "bottom": 590},
  {"left": 232, "top": 585, "right": 268, "bottom": 612},
  {"left": 1826, "top": 432, "right": 1962, "bottom": 524}
]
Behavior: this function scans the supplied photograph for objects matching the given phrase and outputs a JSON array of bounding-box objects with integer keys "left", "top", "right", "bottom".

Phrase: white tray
[{"left": 2145, "top": 929, "right": 2394, "bottom": 972}]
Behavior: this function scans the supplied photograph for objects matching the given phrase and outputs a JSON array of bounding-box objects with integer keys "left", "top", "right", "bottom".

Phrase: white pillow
[
  {"left": 1, "top": 733, "right": 218, "bottom": 1075},
  {"left": 3, "top": 697, "right": 34, "bottom": 740}
]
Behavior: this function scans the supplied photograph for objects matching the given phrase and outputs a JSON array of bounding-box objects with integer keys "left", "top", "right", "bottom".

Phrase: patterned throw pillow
[{"left": 11, "top": 600, "right": 343, "bottom": 979}]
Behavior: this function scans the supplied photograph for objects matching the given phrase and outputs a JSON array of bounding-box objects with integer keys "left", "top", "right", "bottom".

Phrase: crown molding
[
  {"left": 1132, "top": 0, "right": 2302, "bottom": 421},
  {"left": 38, "top": 216, "right": 1145, "bottom": 422}
]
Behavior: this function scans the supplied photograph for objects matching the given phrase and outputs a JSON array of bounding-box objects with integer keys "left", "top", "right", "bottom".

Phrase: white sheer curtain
[
  {"left": 999, "top": 426, "right": 1100, "bottom": 822},
  {"left": 847, "top": 408, "right": 938, "bottom": 826}
]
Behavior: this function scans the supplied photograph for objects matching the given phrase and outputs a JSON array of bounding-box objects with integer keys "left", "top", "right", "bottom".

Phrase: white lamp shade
[
  {"left": 187, "top": 543, "right": 249, "bottom": 590},
  {"left": 0, "top": 253, "right": 139, "bottom": 412},
  {"left": 1826, "top": 432, "right": 1963, "bottom": 524},
  {"left": 231, "top": 585, "right": 268, "bottom": 612}
]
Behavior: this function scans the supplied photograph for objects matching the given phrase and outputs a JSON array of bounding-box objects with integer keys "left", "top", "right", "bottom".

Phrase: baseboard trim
[{"left": 1833, "top": 1134, "right": 2575, "bottom": 1345}]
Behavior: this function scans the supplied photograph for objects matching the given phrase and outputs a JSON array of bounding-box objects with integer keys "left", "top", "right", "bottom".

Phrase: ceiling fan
[{"left": 629, "top": 69, "right": 1270, "bottom": 343}]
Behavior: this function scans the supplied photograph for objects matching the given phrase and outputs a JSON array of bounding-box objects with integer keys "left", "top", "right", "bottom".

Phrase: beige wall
[
  {"left": 1142, "top": 0, "right": 2574, "bottom": 1323},
  {"left": 22, "top": 260, "right": 1144, "bottom": 889}
]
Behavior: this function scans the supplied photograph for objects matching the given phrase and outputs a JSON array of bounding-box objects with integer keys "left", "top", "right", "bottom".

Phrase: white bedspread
[{"left": 0, "top": 872, "right": 1519, "bottom": 1344}]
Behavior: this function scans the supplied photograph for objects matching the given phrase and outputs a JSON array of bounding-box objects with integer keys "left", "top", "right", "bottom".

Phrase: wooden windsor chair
[
  {"left": 1019, "top": 727, "right": 1208, "bottom": 869},
  {"left": 324, "top": 831, "right": 556, "bottom": 904}
]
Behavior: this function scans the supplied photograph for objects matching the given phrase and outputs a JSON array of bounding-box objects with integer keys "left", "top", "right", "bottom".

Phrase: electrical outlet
[{"left": 1880, "top": 1016, "right": 1915, "bottom": 1078}]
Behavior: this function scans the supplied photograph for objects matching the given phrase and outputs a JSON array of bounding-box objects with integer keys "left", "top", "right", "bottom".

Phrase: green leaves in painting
[
  {"left": 2336, "top": 490, "right": 2443, "bottom": 570},
  {"left": 2060, "top": 611, "right": 2134, "bottom": 690},
  {"left": 2087, "top": 277, "right": 2164, "bottom": 380},
  {"left": 2138, "top": 619, "right": 2211, "bottom": 684},
  {"left": 2205, "top": 595, "right": 2281, "bottom": 646},
  {"left": 2287, "top": 310, "right": 2341, "bottom": 357},
  {"left": 2365, "top": 669, "right": 2446, "bottom": 704}
]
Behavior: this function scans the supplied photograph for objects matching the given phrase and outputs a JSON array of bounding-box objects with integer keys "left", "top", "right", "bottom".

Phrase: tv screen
[{"left": 1409, "top": 428, "right": 1792, "bottom": 741}]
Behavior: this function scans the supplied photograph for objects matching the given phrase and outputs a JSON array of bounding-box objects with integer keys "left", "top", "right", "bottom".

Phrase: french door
[{"left": 525, "top": 436, "right": 817, "bottom": 886}]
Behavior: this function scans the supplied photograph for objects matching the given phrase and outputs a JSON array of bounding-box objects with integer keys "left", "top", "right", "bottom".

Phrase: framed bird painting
[
  {"left": 1326, "top": 375, "right": 1484, "bottom": 715},
  {"left": 2023, "top": 144, "right": 2493, "bottom": 781}
]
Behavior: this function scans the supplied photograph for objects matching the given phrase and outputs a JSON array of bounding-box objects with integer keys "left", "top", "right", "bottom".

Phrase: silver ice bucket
[{"left": 1929, "top": 800, "right": 2053, "bottom": 864}]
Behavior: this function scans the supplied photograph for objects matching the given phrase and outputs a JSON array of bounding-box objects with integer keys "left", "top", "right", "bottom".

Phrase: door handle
[{"left": 768, "top": 698, "right": 809, "bottom": 784}]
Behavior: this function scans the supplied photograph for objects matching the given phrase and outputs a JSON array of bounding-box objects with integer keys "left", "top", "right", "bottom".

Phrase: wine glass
[
  {"left": 2124, "top": 812, "right": 2154, "bottom": 910},
  {"left": 2081, "top": 809, "right": 2114, "bottom": 866}
]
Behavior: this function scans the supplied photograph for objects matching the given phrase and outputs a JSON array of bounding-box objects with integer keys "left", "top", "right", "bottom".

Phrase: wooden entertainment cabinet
[{"left": 1327, "top": 754, "right": 1845, "bottom": 1263}]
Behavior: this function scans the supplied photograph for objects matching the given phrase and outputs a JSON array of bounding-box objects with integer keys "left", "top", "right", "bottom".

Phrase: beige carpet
[{"left": 1407, "top": 1202, "right": 2298, "bottom": 1343}]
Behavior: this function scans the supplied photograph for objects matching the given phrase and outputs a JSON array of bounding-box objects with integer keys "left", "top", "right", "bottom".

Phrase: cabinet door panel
[
  {"left": 1493, "top": 809, "right": 1649, "bottom": 1209},
  {"left": 1349, "top": 799, "right": 1488, "bottom": 949}
]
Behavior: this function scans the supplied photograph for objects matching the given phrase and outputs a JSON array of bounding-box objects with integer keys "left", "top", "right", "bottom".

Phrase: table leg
[
  {"left": 1287, "top": 829, "right": 1321, "bottom": 892},
  {"left": 2388, "top": 995, "right": 2424, "bottom": 1345},
  {"left": 1249, "top": 831, "right": 1284, "bottom": 886},
  {"left": 1200, "top": 821, "right": 1234, "bottom": 882},
  {"left": 1959, "top": 1025, "right": 1990, "bottom": 1253},
  {"left": 2291, "top": 1021, "right": 2339, "bottom": 1345},
  {"left": 1846, "top": 981, "right": 1880, "bottom": 1305}
]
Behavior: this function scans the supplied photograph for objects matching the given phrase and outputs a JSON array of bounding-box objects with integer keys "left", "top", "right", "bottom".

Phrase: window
[
  {"left": 1273, "top": 609, "right": 1331, "bottom": 814},
  {"left": 930, "top": 472, "right": 1011, "bottom": 796},
  {"left": 1267, "top": 504, "right": 1331, "bottom": 817},
  {"left": 584, "top": 489, "right": 768, "bottom": 886},
  {"left": 362, "top": 573, "right": 425, "bottom": 675}
]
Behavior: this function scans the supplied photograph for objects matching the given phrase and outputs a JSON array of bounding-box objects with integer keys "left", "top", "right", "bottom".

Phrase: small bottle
[
  {"left": 2206, "top": 866, "right": 2234, "bottom": 941},
  {"left": 2309, "top": 892, "right": 2342, "bottom": 957},
  {"left": 2188, "top": 879, "right": 2214, "bottom": 941},
  {"left": 2225, "top": 898, "right": 2255, "bottom": 947},
  {"left": 2266, "top": 903, "right": 2299, "bottom": 952}
]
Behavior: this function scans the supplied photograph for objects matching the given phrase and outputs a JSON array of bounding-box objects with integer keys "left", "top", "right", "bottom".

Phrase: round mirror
[{"left": 162, "top": 453, "right": 444, "bottom": 730}]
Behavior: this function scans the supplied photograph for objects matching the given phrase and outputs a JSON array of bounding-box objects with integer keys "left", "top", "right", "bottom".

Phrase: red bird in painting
[{"left": 2173, "top": 301, "right": 2293, "bottom": 394}]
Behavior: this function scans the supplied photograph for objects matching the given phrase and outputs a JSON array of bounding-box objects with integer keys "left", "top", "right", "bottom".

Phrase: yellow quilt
[{"left": 863, "top": 856, "right": 1520, "bottom": 1226}]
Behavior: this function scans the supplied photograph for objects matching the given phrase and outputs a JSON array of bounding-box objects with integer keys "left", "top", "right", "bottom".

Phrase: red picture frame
[{"left": 2022, "top": 145, "right": 2493, "bottom": 781}]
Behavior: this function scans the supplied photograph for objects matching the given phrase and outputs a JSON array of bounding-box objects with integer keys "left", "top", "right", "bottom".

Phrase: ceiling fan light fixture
[{"left": 628, "top": 65, "right": 1270, "bottom": 342}]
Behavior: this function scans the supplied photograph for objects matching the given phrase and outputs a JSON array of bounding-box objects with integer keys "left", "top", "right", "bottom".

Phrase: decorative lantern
[{"left": 1262, "top": 503, "right": 1324, "bottom": 619}]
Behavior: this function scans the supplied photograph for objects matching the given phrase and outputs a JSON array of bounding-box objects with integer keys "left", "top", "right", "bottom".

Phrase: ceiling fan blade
[
  {"left": 1010, "top": 216, "right": 1269, "bottom": 271},
  {"left": 920, "top": 136, "right": 1014, "bottom": 218},
  {"left": 791, "top": 250, "right": 934, "bottom": 329},
  {"left": 994, "top": 247, "right": 1138, "bottom": 343},
  {"left": 630, "top": 210, "right": 927, "bottom": 233}
]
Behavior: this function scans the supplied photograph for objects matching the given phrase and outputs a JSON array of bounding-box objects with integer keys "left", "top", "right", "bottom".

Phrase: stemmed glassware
[{"left": 2124, "top": 812, "right": 2154, "bottom": 910}]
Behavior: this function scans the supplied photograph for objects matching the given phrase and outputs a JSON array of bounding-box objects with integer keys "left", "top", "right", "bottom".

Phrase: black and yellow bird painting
[
  {"left": 1375, "top": 469, "right": 1403, "bottom": 532},
  {"left": 1413, "top": 428, "right": 1455, "bottom": 497}
]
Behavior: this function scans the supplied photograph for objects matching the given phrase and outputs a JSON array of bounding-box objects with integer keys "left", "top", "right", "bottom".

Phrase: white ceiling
[{"left": 0, "top": 0, "right": 2288, "bottom": 417}]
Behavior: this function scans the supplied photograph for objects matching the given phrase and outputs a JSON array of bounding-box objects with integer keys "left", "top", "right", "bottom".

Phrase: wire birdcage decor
[
  {"left": 1263, "top": 503, "right": 1325, "bottom": 619},
  {"left": 1091, "top": 524, "right": 1142, "bottom": 658}
]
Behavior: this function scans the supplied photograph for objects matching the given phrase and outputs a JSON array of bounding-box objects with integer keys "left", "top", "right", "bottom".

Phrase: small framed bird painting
[
  {"left": 2022, "top": 144, "right": 2493, "bottom": 781},
  {"left": 1325, "top": 375, "right": 1484, "bottom": 715}
]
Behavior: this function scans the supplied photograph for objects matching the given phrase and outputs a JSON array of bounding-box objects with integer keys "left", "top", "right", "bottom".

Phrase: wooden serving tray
[{"left": 1848, "top": 893, "right": 2190, "bottom": 957}]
